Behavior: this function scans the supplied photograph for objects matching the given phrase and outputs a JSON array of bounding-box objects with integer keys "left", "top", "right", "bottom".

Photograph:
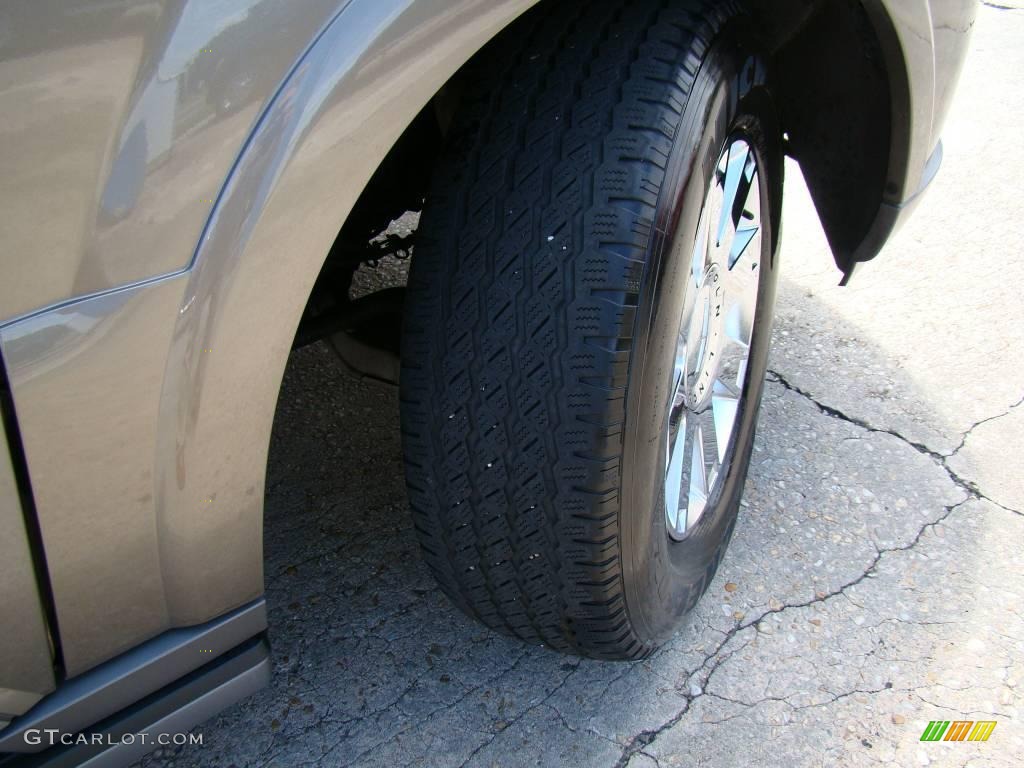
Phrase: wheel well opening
[
  {"left": 290, "top": 82, "right": 464, "bottom": 382},
  {"left": 292, "top": 0, "right": 899, "bottom": 374}
]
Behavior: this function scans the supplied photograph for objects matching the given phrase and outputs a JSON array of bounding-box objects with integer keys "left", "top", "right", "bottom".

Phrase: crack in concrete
[
  {"left": 945, "top": 393, "right": 1024, "bottom": 458},
  {"left": 454, "top": 663, "right": 585, "bottom": 768},
  {"left": 699, "top": 673, "right": 1018, "bottom": 729},
  {"left": 318, "top": 648, "right": 533, "bottom": 766},
  {"left": 611, "top": 698, "right": 693, "bottom": 768},
  {"left": 708, "top": 683, "right": 896, "bottom": 714},
  {"left": 913, "top": 691, "right": 1012, "bottom": 719},
  {"left": 610, "top": 496, "right": 971, "bottom": 764},
  {"left": 606, "top": 368, "right": 1013, "bottom": 765},
  {"left": 610, "top": 633, "right": 753, "bottom": 766},
  {"left": 767, "top": 370, "right": 1023, "bottom": 518}
]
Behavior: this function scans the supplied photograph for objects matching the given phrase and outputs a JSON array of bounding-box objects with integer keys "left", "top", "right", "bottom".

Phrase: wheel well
[
  {"left": 291, "top": 90, "right": 451, "bottom": 380},
  {"left": 300, "top": 0, "right": 898, "bottom": 348},
  {"left": 293, "top": 40, "right": 471, "bottom": 375}
]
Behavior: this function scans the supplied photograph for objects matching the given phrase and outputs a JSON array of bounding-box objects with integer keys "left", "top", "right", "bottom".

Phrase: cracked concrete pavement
[{"left": 139, "top": 5, "right": 1023, "bottom": 767}]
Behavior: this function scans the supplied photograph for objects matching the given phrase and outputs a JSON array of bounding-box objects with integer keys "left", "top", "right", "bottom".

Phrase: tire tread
[{"left": 400, "top": 0, "right": 737, "bottom": 659}]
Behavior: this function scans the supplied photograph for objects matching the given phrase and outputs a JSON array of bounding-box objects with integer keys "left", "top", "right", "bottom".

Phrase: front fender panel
[
  {"left": 2, "top": 0, "right": 537, "bottom": 677},
  {"left": 155, "top": 0, "right": 538, "bottom": 626},
  {"left": 0, "top": 0, "right": 347, "bottom": 324}
]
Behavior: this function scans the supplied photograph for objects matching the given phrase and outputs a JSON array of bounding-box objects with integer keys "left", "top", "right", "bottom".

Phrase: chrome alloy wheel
[{"left": 664, "top": 138, "right": 762, "bottom": 540}]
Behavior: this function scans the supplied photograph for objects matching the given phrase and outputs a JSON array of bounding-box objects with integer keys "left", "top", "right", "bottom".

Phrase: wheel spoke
[
  {"left": 716, "top": 141, "right": 753, "bottom": 251},
  {"left": 685, "top": 414, "right": 723, "bottom": 531},
  {"left": 723, "top": 290, "right": 748, "bottom": 344},
  {"left": 711, "top": 387, "right": 740, "bottom": 462},
  {"left": 728, "top": 165, "right": 760, "bottom": 267},
  {"left": 701, "top": 409, "right": 722, "bottom": 473},
  {"left": 728, "top": 226, "right": 757, "bottom": 270},
  {"left": 687, "top": 422, "right": 708, "bottom": 529},
  {"left": 664, "top": 410, "right": 687, "bottom": 534}
]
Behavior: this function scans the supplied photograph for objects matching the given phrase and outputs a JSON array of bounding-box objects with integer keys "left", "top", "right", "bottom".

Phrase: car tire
[{"left": 400, "top": 0, "right": 783, "bottom": 659}]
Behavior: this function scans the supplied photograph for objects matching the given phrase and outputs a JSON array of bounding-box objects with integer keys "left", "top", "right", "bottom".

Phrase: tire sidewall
[{"left": 620, "top": 27, "right": 782, "bottom": 645}]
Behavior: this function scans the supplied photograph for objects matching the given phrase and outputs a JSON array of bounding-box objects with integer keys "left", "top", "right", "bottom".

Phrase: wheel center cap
[{"left": 684, "top": 265, "right": 724, "bottom": 411}]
